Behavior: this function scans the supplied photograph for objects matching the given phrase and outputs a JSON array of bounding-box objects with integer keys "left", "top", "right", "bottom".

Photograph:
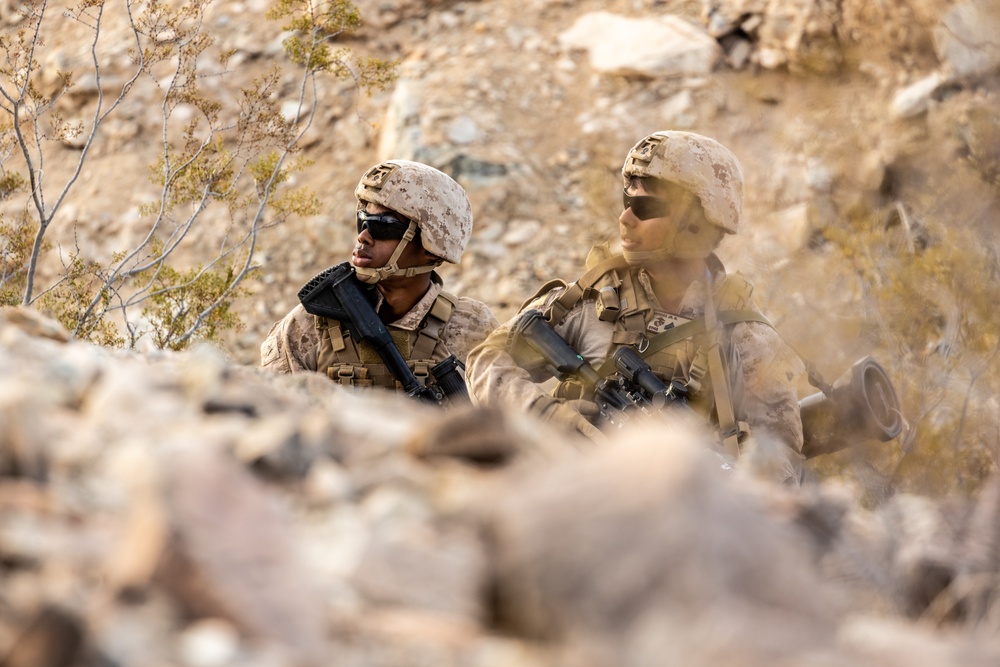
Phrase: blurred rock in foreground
[{"left": 2, "top": 306, "right": 1000, "bottom": 667}]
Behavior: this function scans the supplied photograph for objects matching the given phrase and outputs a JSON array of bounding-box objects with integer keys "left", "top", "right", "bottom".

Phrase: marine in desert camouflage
[
  {"left": 260, "top": 160, "right": 498, "bottom": 395},
  {"left": 467, "top": 131, "right": 808, "bottom": 483}
]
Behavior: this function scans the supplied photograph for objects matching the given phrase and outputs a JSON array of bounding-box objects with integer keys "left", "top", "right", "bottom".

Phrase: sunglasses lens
[
  {"left": 623, "top": 191, "right": 669, "bottom": 220},
  {"left": 357, "top": 211, "right": 409, "bottom": 240}
]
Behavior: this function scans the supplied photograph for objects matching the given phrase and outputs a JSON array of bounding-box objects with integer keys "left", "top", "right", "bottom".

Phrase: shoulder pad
[
  {"left": 585, "top": 242, "right": 614, "bottom": 270},
  {"left": 429, "top": 291, "right": 458, "bottom": 323},
  {"left": 542, "top": 253, "right": 633, "bottom": 326},
  {"left": 436, "top": 289, "right": 460, "bottom": 308},
  {"left": 519, "top": 278, "right": 568, "bottom": 312}
]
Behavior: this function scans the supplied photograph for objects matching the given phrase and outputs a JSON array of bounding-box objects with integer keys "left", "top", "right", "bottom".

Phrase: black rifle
[
  {"left": 510, "top": 309, "right": 688, "bottom": 428},
  {"left": 297, "top": 262, "right": 469, "bottom": 406}
]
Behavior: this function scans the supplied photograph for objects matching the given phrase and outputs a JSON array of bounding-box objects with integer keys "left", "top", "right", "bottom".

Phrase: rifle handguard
[{"left": 511, "top": 310, "right": 602, "bottom": 388}]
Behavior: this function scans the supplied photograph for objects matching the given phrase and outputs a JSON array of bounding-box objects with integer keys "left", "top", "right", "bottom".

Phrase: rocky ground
[
  {"left": 2, "top": 0, "right": 1000, "bottom": 664},
  {"left": 13, "top": 0, "right": 996, "bottom": 493},
  {"left": 5, "top": 305, "right": 1000, "bottom": 666}
]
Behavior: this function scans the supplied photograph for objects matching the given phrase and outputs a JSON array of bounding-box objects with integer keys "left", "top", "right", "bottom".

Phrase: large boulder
[{"left": 558, "top": 12, "right": 721, "bottom": 78}]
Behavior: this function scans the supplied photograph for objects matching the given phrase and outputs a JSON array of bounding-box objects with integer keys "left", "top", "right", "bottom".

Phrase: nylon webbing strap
[
  {"left": 617, "top": 271, "right": 648, "bottom": 332},
  {"left": 546, "top": 255, "right": 632, "bottom": 326},
  {"left": 412, "top": 293, "right": 454, "bottom": 360},
  {"left": 803, "top": 358, "right": 834, "bottom": 396},
  {"left": 644, "top": 309, "right": 772, "bottom": 358},
  {"left": 327, "top": 320, "right": 348, "bottom": 354},
  {"left": 707, "top": 339, "right": 745, "bottom": 459},
  {"left": 704, "top": 288, "right": 744, "bottom": 460},
  {"left": 595, "top": 309, "right": 774, "bottom": 377},
  {"left": 720, "top": 309, "right": 773, "bottom": 327}
]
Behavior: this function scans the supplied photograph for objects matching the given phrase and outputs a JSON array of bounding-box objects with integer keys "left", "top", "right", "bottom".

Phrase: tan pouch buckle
[{"left": 333, "top": 364, "right": 369, "bottom": 386}]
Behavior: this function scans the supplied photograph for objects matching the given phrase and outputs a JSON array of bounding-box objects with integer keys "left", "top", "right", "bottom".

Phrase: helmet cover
[
  {"left": 622, "top": 131, "right": 744, "bottom": 234},
  {"left": 355, "top": 160, "right": 473, "bottom": 264}
]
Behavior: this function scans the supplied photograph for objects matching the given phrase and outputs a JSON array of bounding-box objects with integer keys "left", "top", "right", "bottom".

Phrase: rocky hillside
[
  {"left": 2, "top": 0, "right": 1000, "bottom": 663},
  {"left": 253, "top": 0, "right": 999, "bottom": 365},
  {"left": 10, "top": 0, "right": 995, "bottom": 493},
  {"left": 10, "top": 0, "right": 998, "bottom": 366},
  {"left": 5, "top": 305, "right": 1000, "bottom": 666}
]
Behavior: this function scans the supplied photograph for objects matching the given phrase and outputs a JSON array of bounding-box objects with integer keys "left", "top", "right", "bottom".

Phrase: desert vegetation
[{"left": 0, "top": 0, "right": 395, "bottom": 348}]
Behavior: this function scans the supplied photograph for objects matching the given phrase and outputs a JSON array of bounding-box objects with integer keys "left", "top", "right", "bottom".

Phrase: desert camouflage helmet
[
  {"left": 355, "top": 160, "right": 472, "bottom": 263},
  {"left": 622, "top": 131, "right": 744, "bottom": 234}
]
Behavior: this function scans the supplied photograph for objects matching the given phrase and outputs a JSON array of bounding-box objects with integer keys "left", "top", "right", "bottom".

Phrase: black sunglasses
[
  {"left": 622, "top": 189, "right": 670, "bottom": 221},
  {"left": 356, "top": 210, "right": 412, "bottom": 241}
]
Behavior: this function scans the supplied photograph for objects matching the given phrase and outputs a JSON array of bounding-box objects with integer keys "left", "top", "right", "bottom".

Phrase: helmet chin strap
[
  {"left": 623, "top": 239, "right": 709, "bottom": 265},
  {"left": 354, "top": 219, "right": 444, "bottom": 285}
]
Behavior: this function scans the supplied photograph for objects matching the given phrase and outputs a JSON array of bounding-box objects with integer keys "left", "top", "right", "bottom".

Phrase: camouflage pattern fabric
[
  {"left": 260, "top": 278, "right": 498, "bottom": 381},
  {"left": 622, "top": 131, "right": 744, "bottom": 234},
  {"left": 466, "top": 263, "right": 805, "bottom": 482}
]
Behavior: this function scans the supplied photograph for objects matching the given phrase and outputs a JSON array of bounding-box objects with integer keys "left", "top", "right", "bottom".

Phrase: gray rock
[
  {"left": 446, "top": 115, "right": 480, "bottom": 145},
  {"left": 891, "top": 72, "right": 946, "bottom": 119},
  {"left": 935, "top": 0, "right": 1000, "bottom": 79},
  {"left": 558, "top": 12, "right": 721, "bottom": 78},
  {"left": 378, "top": 77, "right": 424, "bottom": 161},
  {"left": 704, "top": 0, "right": 843, "bottom": 72}
]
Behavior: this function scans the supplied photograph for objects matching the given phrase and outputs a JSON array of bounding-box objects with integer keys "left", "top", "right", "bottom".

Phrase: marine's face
[
  {"left": 352, "top": 201, "right": 434, "bottom": 273},
  {"left": 619, "top": 181, "right": 676, "bottom": 254}
]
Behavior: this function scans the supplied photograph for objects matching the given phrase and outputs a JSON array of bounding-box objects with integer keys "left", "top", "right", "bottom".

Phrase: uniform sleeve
[
  {"left": 259, "top": 304, "right": 322, "bottom": 374},
  {"left": 730, "top": 320, "right": 806, "bottom": 456},
  {"left": 466, "top": 292, "right": 611, "bottom": 413},
  {"left": 440, "top": 297, "right": 501, "bottom": 367}
]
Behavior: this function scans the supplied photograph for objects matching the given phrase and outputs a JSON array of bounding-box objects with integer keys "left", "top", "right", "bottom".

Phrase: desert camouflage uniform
[
  {"left": 470, "top": 129, "right": 806, "bottom": 481},
  {"left": 467, "top": 249, "right": 806, "bottom": 482},
  {"left": 260, "top": 274, "right": 497, "bottom": 389},
  {"left": 260, "top": 159, "right": 499, "bottom": 390}
]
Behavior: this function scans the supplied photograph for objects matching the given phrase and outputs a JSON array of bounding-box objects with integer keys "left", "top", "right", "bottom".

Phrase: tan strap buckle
[{"left": 333, "top": 364, "right": 369, "bottom": 386}]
